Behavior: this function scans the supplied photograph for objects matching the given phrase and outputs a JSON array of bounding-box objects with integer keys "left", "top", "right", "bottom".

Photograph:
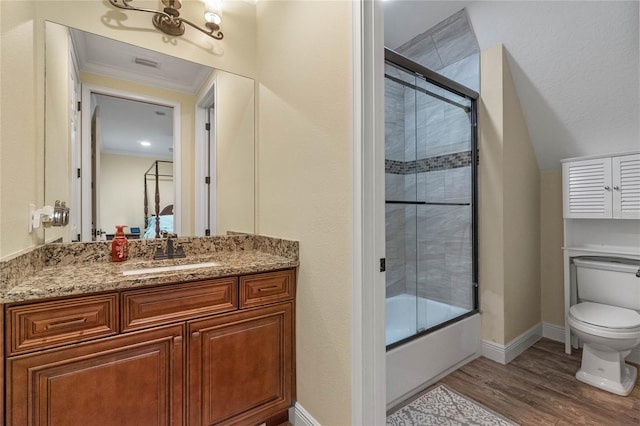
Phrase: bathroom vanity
[{"left": 0, "top": 235, "right": 299, "bottom": 426}]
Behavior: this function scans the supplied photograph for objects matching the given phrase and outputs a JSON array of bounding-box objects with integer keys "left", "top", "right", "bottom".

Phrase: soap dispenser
[{"left": 111, "top": 225, "right": 129, "bottom": 262}]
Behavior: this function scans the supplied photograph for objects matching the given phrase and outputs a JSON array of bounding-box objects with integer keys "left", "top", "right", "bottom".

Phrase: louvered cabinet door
[
  {"left": 612, "top": 153, "right": 640, "bottom": 219},
  {"left": 563, "top": 158, "right": 612, "bottom": 218}
]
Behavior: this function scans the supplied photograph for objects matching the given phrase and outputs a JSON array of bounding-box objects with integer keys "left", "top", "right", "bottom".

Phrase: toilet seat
[{"left": 568, "top": 302, "right": 640, "bottom": 339}]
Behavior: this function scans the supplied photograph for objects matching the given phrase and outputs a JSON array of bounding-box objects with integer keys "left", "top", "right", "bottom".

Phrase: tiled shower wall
[{"left": 385, "top": 9, "right": 478, "bottom": 310}]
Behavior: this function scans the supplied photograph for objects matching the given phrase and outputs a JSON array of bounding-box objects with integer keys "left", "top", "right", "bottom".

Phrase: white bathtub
[
  {"left": 386, "top": 294, "right": 471, "bottom": 346},
  {"left": 385, "top": 294, "right": 480, "bottom": 408}
]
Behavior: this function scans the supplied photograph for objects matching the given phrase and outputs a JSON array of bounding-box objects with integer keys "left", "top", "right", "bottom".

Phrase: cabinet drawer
[
  {"left": 122, "top": 278, "right": 238, "bottom": 331},
  {"left": 6, "top": 294, "right": 119, "bottom": 355},
  {"left": 240, "top": 270, "right": 295, "bottom": 309}
]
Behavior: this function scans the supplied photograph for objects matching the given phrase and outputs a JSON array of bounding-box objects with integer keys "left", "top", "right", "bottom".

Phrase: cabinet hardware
[
  {"left": 604, "top": 186, "right": 611, "bottom": 190},
  {"left": 258, "top": 285, "right": 279, "bottom": 292},
  {"left": 45, "top": 317, "right": 88, "bottom": 330},
  {"left": 174, "top": 336, "right": 183, "bottom": 344},
  {"left": 614, "top": 186, "right": 620, "bottom": 190},
  {"left": 192, "top": 331, "right": 200, "bottom": 339}
]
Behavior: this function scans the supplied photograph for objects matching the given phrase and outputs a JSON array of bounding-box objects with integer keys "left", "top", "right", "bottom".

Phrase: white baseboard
[
  {"left": 482, "top": 323, "right": 542, "bottom": 365},
  {"left": 291, "top": 402, "right": 321, "bottom": 426},
  {"left": 541, "top": 323, "right": 640, "bottom": 365},
  {"left": 542, "top": 322, "right": 565, "bottom": 342}
]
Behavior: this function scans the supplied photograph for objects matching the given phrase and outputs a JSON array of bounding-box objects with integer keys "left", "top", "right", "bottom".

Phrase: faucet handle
[
  {"left": 174, "top": 241, "right": 190, "bottom": 258},
  {"left": 153, "top": 243, "right": 166, "bottom": 259}
]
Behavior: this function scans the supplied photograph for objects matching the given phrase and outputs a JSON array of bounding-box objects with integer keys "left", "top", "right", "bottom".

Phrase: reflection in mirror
[
  {"left": 95, "top": 94, "right": 174, "bottom": 240},
  {"left": 44, "top": 21, "right": 255, "bottom": 243}
]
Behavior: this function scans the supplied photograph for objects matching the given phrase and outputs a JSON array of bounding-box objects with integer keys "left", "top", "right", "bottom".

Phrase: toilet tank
[{"left": 574, "top": 258, "right": 640, "bottom": 310}]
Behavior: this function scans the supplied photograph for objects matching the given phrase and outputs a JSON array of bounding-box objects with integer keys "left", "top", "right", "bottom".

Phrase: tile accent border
[{"left": 385, "top": 151, "right": 472, "bottom": 175}]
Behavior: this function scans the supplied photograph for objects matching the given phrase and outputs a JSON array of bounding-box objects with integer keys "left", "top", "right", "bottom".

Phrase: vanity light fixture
[{"left": 108, "top": 0, "right": 224, "bottom": 40}]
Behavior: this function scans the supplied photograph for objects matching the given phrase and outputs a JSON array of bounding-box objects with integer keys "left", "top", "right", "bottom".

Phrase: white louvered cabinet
[
  {"left": 562, "top": 153, "right": 640, "bottom": 219},
  {"left": 612, "top": 154, "right": 640, "bottom": 219}
]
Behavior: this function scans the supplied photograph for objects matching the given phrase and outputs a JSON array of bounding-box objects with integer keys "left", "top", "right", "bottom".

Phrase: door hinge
[
  {"left": 205, "top": 123, "right": 211, "bottom": 131},
  {"left": 77, "top": 168, "right": 81, "bottom": 178},
  {"left": 205, "top": 229, "right": 211, "bottom": 236},
  {"left": 379, "top": 258, "right": 386, "bottom": 272},
  {"left": 205, "top": 177, "right": 210, "bottom": 184},
  {"left": 77, "top": 101, "right": 81, "bottom": 111}
]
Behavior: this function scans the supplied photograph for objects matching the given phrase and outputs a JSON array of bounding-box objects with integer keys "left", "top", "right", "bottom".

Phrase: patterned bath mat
[{"left": 387, "top": 384, "right": 518, "bottom": 426}]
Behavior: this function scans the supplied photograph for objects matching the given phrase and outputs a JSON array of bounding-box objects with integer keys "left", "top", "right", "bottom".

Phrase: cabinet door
[
  {"left": 563, "top": 158, "right": 612, "bottom": 218},
  {"left": 612, "top": 153, "right": 640, "bottom": 219},
  {"left": 7, "top": 324, "right": 184, "bottom": 426},
  {"left": 188, "top": 303, "right": 293, "bottom": 426}
]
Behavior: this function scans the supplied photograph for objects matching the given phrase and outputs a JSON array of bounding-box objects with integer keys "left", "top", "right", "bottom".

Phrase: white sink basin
[{"left": 123, "top": 261, "right": 221, "bottom": 276}]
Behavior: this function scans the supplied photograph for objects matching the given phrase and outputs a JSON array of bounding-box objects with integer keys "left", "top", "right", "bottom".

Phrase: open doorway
[{"left": 79, "top": 85, "right": 181, "bottom": 241}]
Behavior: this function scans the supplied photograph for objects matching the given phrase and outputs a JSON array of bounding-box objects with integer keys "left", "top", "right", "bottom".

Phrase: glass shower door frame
[{"left": 385, "top": 48, "right": 479, "bottom": 351}]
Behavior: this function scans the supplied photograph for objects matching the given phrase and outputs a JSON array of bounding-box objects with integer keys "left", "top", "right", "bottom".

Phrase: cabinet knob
[
  {"left": 192, "top": 331, "right": 200, "bottom": 339},
  {"left": 604, "top": 186, "right": 611, "bottom": 190},
  {"left": 174, "top": 336, "right": 183, "bottom": 344},
  {"left": 614, "top": 186, "right": 620, "bottom": 190}
]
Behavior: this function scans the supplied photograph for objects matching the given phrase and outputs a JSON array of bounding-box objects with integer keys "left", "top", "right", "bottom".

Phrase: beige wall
[
  {"left": 43, "top": 22, "right": 71, "bottom": 243},
  {"left": 479, "top": 44, "right": 506, "bottom": 344},
  {"left": 502, "top": 48, "right": 541, "bottom": 342},
  {"left": 0, "top": 0, "right": 41, "bottom": 258},
  {"left": 100, "top": 154, "right": 173, "bottom": 235},
  {"left": 256, "top": 1, "right": 352, "bottom": 424},
  {"left": 215, "top": 70, "right": 255, "bottom": 235},
  {"left": 540, "top": 171, "right": 564, "bottom": 326},
  {"left": 479, "top": 44, "right": 541, "bottom": 344}
]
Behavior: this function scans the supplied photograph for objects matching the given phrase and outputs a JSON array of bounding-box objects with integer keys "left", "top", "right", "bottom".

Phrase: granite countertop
[{"left": 0, "top": 235, "right": 299, "bottom": 304}]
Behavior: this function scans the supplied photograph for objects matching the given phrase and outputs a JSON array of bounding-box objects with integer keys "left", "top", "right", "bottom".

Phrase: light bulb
[{"left": 204, "top": 0, "right": 222, "bottom": 25}]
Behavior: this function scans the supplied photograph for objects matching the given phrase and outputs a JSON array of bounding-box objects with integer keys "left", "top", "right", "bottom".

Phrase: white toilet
[{"left": 567, "top": 257, "right": 640, "bottom": 396}]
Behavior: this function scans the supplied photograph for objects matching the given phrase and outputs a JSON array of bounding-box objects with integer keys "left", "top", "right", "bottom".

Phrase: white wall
[{"left": 256, "top": 1, "right": 353, "bottom": 424}]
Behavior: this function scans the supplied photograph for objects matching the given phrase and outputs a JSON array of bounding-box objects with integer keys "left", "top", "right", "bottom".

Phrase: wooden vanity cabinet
[
  {"left": 188, "top": 302, "right": 293, "bottom": 426},
  {"left": 6, "top": 323, "right": 185, "bottom": 425},
  {"left": 4, "top": 269, "right": 295, "bottom": 426}
]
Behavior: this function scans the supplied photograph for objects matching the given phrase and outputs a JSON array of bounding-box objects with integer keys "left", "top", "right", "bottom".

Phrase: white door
[
  {"left": 206, "top": 106, "right": 217, "bottom": 235},
  {"left": 91, "top": 106, "right": 101, "bottom": 240},
  {"left": 613, "top": 153, "right": 640, "bottom": 219},
  {"left": 563, "top": 157, "right": 612, "bottom": 218},
  {"left": 69, "top": 43, "right": 82, "bottom": 241}
]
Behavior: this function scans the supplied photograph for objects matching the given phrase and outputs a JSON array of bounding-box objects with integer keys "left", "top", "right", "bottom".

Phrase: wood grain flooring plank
[{"left": 435, "top": 339, "right": 640, "bottom": 426}]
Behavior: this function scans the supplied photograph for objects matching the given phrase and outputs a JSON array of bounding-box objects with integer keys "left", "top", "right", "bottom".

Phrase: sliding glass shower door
[{"left": 385, "top": 49, "right": 478, "bottom": 349}]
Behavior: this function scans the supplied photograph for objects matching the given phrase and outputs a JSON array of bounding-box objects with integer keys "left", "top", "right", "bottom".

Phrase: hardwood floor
[{"left": 438, "top": 339, "right": 640, "bottom": 425}]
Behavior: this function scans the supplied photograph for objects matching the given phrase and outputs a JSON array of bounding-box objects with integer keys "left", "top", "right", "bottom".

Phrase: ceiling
[
  {"left": 94, "top": 94, "right": 174, "bottom": 159},
  {"left": 384, "top": 1, "right": 639, "bottom": 170},
  {"left": 70, "top": 28, "right": 213, "bottom": 159}
]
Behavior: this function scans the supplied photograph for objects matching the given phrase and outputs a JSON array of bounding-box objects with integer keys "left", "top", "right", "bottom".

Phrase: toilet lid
[{"left": 570, "top": 302, "right": 640, "bottom": 329}]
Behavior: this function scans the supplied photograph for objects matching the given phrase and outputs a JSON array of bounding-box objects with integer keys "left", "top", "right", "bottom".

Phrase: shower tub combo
[{"left": 384, "top": 48, "right": 480, "bottom": 408}]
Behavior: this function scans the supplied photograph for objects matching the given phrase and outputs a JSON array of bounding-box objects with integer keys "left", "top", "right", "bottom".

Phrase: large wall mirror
[{"left": 44, "top": 21, "right": 255, "bottom": 242}]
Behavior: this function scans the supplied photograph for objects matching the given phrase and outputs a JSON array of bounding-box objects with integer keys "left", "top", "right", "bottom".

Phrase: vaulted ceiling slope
[{"left": 385, "top": 1, "right": 639, "bottom": 170}]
